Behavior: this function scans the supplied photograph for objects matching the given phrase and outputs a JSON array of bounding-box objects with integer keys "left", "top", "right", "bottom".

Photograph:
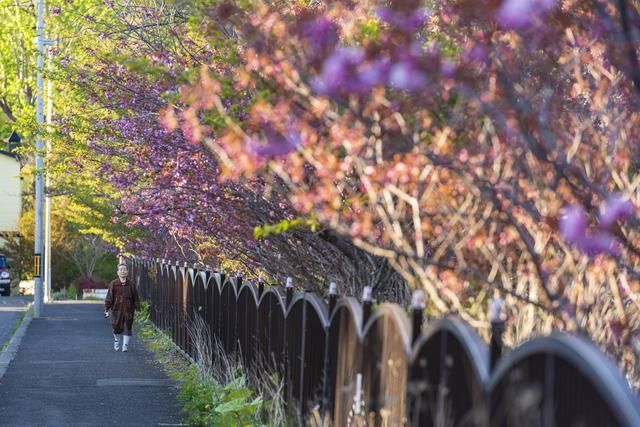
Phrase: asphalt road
[
  {"left": 0, "top": 302, "right": 184, "bottom": 426},
  {"left": 0, "top": 295, "right": 32, "bottom": 349}
]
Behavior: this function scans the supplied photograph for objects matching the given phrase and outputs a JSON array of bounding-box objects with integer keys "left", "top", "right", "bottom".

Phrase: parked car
[{"left": 0, "top": 254, "right": 11, "bottom": 296}]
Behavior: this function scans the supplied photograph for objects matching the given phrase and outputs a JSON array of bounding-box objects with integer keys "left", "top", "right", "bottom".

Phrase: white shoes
[{"left": 112, "top": 334, "right": 131, "bottom": 352}]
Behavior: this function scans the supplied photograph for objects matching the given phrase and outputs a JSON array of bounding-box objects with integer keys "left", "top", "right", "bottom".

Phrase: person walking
[{"left": 104, "top": 263, "right": 140, "bottom": 352}]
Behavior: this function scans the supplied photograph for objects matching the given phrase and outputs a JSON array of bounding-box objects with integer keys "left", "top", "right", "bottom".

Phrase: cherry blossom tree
[
  {"left": 169, "top": 0, "right": 640, "bottom": 383},
  {"left": 48, "top": 0, "right": 407, "bottom": 297}
]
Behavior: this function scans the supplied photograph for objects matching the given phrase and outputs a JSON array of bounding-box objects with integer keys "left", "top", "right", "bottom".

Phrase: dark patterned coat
[{"left": 105, "top": 278, "right": 140, "bottom": 335}]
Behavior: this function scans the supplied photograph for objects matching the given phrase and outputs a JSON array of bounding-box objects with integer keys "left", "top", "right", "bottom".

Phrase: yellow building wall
[{"left": 0, "top": 155, "right": 21, "bottom": 233}]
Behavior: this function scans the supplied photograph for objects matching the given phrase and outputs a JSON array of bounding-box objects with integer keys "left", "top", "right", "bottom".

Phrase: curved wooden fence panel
[
  {"left": 236, "top": 282, "right": 259, "bottom": 367},
  {"left": 328, "top": 297, "right": 363, "bottom": 425},
  {"left": 129, "top": 258, "right": 640, "bottom": 426},
  {"left": 361, "top": 304, "right": 411, "bottom": 425},
  {"left": 409, "top": 318, "right": 489, "bottom": 426}
]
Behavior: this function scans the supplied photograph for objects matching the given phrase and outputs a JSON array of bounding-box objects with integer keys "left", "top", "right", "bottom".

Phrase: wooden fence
[{"left": 128, "top": 258, "right": 640, "bottom": 426}]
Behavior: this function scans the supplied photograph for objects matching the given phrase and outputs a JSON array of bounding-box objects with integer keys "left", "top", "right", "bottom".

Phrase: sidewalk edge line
[{"left": 0, "top": 302, "right": 34, "bottom": 380}]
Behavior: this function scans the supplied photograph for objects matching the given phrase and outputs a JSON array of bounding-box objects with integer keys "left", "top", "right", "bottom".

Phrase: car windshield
[{"left": 0, "top": 256, "right": 7, "bottom": 269}]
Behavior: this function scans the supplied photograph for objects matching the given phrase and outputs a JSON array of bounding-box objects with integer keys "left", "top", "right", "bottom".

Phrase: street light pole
[
  {"left": 35, "top": 0, "right": 53, "bottom": 316},
  {"left": 44, "top": 47, "right": 53, "bottom": 303}
]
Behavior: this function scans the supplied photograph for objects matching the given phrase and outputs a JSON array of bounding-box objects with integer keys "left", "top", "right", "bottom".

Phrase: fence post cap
[
  {"left": 286, "top": 277, "right": 293, "bottom": 289},
  {"left": 489, "top": 295, "right": 505, "bottom": 322},
  {"left": 411, "top": 290, "right": 425, "bottom": 310},
  {"left": 329, "top": 282, "right": 338, "bottom": 295},
  {"left": 362, "top": 286, "right": 372, "bottom": 302}
]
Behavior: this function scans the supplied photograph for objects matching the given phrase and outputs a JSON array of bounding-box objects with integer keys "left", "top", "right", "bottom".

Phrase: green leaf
[{"left": 213, "top": 397, "right": 250, "bottom": 414}]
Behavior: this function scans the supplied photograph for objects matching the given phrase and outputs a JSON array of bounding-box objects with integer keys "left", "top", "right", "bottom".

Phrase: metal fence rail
[{"left": 129, "top": 258, "right": 640, "bottom": 426}]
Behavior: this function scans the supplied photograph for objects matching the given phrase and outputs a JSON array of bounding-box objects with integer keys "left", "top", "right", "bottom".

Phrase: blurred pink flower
[
  {"left": 599, "top": 193, "right": 635, "bottom": 228},
  {"left": 560, "top": 204, "right": 622, "bottom": 257},
  {"left": 576, "top": 231, "right": 621, "bottom": 257},
  {"left": 388, "top": 61, "right": 427, "bottom": 91},
  {"left": 376, "top": 7, "right": 428, "bottom": 31},
  {"left": 496, "top": 0, "right": 558, "bottom": 29},
  {"left": 559, "top": 205, "right": 587, "bottom": 244},
  {"left": 247, "top": 125, "right": 301, "bottom": 157},
  {"left": 302, "top": 16, "right": 339, "bottom": 56}
]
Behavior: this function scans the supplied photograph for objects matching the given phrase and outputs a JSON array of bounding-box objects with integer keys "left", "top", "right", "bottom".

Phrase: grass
[
  {"left": 136, "top": 303, "right": 274, "bottom": 426},
  {"left": 136, "top": 304, "right": 192, "bottom": 379}
]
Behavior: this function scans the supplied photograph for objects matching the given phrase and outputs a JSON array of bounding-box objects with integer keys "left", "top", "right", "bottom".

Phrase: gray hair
[{"left": 117, "top": 263, "right": 128, "bottom": 269}]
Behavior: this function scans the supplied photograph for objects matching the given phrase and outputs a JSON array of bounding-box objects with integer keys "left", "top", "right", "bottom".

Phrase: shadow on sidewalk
[{"left": 0, "top": 302, "right": 184, "bottom": 426}]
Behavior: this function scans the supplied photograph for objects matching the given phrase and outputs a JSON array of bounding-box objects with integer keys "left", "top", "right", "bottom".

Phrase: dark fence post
[
  {"left": 322, "top": 282, "right": 338, "bottom": 416},
  {"left": 219, "top": 266, "right": 226, "bottom": 353},
  {"left": 355, "top": 285, "right": 373, "bottom": 421},
  {"left": 282, "top": 277, "right": 294, "bottom": 413},
  {"left": 257, "top": 274, "right": 265, "bottom": 298},
  {"left": 411, "top": 290, "right": 425, "bottom": 345},
  {"left": 286, "top": 277, "right": 294, "bottom": 307},
  {"left": 219, "top": 267, "right": 226, "bottom": 286},
  {"left": 235, "top": 271, "right": 242, "bottom": 356},
  {"left": 328, "top": 282, "right": 338, "bottom": 316},
  {"left": 489, "top": 295, "right": 505, "bottom": 371},
  {"left": 362, "top": 286, "right": 372, "bottom": 326}
]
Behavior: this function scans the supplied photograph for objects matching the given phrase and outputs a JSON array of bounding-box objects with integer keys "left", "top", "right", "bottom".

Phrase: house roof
[{"left": 0, "top": 150, "right": 18, "bottom": 159}]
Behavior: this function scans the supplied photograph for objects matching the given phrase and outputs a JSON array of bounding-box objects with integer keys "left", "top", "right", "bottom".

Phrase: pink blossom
[
  {"left": 376, "top": 7, "right": 429, "bottom": 31},
  {"left": 388, "top": 61, "right": 427, "bottom": 91},
  {"left": 576, "top": 231, "right": 621, "bottom": 257},
  {"left": 599, "top": 193, "right": 635, "bottom": 228},
  {"left": 301, "top": 16, "right": 339, "bottom": 56},
  {"left": 312, "top": 48, "right": 369, "bottom": 95},
  {"left": 559, "top": 205, "right": 587, "bottom": 244},
  {"left": 440, "top": 60, "right": 457, "bottom": 78},
  {"left": 247, "top": 126, "right": 301, "bottom": 157},
  {"left": 496, "top": 0, "right": 558, "bottom": 29}
]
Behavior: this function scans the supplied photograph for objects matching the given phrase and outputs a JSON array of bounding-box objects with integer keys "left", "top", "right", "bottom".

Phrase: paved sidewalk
[{"left": 0, "top": 302, "right": 184, "bottom": 426}]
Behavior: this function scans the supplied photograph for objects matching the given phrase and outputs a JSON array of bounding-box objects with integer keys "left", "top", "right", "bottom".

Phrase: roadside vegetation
[{"left": 136, "top": 302, "right": 289, "bottom": 426}]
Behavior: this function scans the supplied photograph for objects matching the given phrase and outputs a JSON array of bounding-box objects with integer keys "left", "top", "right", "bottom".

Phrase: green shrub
[
  {"left": 180, "top": 367, "right": 263, "bottom": 427},
  {"left": 136, "top": 301, "right": 265, "bottom": 426},
  {"left": 66, "top": 284, "right": 78, "bottom": 300}
]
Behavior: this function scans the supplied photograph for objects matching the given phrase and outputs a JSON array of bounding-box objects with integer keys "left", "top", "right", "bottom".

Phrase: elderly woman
[{"left": 105, "top": 263, "right": 140, "bottom": 352}]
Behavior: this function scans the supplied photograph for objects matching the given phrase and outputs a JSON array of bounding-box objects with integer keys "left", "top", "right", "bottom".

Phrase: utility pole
[
  {"left": 35, "top": 0, "right": 53, "bottom": 317},
  {"left": 44, "top": 46, "right": 53, "bottom": 303}
]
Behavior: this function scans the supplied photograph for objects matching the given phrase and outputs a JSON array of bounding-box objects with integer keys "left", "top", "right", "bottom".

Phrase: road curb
[{"left": 0, "top": 303, "right": 33, "bottom": 380}]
